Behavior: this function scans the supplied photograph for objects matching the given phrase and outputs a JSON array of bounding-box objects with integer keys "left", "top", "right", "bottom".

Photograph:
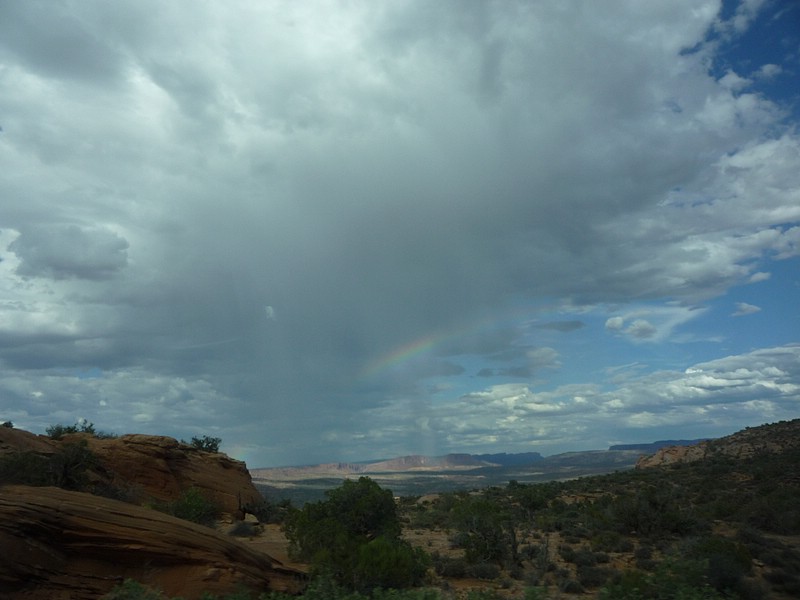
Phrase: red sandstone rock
[
  {"left": 0, "top": 485, "right": 304, "bottom": 600},
  {"left": 0, "top": 428, "right": 263, "bottom": 516}
]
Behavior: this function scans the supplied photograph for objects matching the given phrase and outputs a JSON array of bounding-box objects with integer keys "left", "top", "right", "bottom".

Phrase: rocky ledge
[
  {"left": 0, "top": 484, "right": 304, "bottom": 600},
  {"left": 0, "top": 427, "right": 262, "bottom": 516}
]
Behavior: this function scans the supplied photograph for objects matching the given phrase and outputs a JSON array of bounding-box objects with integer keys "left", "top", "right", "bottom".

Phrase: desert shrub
[
  {"left": 0, "top": 451, "right": 51, "bottom": 485},
  {"left": 577, "top": 565, "right": 613, "bottom": 589},
  {"left": 560, "top": 579, "right": 584, "bottom": 594},
  {"left": 0, "top": 440, "right": 98, "bottom": 491},
  {"left": 93, "top": 481, "right": 144, "bottom": 504},
  {"left": 432, "top": 554, "right": 468, "bottom": 578},
  {"left": 188, "top": 435, "right": 222, "bottom": 453},
  {"left": 162, "top": 487, "right": 220, "bottom": 526},
  {"left": 103, "top": 579, "right": 171, "bottom": 599},
  {"left": 49, "top": 440, "right": 98, "bottom": 490},
  {"left": 228, "top": 520, "right": 258, "bottom": 537},
  {"left": 558, "top": 544, "right": 576, "bottom": 563},
  {"left": 465, "top": 589, "right": 500, "bottom": 600},
  {"left": 450, "top": 496, "right": 513, "bottom": 565},
  {"left": 684, "top": 535, "right": 752, "bottom": 595},
  {"left": 573, "top": 546, "right": 599, "bottom": 567},
  {"left": 599, "top": 559, "right": 726, "bottom": 600},
  {"left": 469, "top": 562, "right": 500, "bottom": 580},
  {"left": 744, "top": 486, "right": 800, "bottom": 534},
  {"left": 46, "top": 421, "right": 96, "bottom": 439},
  {"left": 591, "top": 530, "right": 634, "bottom": 553},
  {"left": 352, "top": 536, "right": 430, "bottom": 591}
]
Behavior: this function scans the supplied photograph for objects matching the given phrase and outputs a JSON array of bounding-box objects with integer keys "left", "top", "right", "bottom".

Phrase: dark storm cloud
[
  {"left": 0, "top": 1, "right": 798, "bottom": 466},
  {"left": 0, "top": 2, "right": 129, "bottom": 84},
  {"left": 10, "top": 225, "right": 128, "bottom": 280}
]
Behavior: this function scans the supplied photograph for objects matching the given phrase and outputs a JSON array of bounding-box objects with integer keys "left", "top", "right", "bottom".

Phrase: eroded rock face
[
  {"left": 635, "top": 441, "right": 711, "bottom": 468},
  {"left": 84, "top": 434, "right": 263, "bottom": 515},
  {"left": 0, "top": 426, "right": 58, "bottom": 456},
  {"left": 0, "top": 428, "right": 263, "bottom": 516},
  {"left": 0, "top": 485, "right": 304, "bottom": 600}
]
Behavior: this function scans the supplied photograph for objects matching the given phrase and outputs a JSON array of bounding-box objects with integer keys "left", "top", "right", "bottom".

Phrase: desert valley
[{"left": 1, "top": 419, "right": 799, "bottom": 599}]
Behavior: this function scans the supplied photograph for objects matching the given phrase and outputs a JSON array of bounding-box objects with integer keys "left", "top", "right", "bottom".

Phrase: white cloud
[
  {"left": 603, "top": 305, "right": 707, "bottom": 343},
  {"left": 732, "top": 302, "right": 761, "bottom": 316},
  {"left": 755, "top": 63, "right": 782, "bottom": 79},
  {"left": 392, "top": 345, "right": 800, "bottom": 455}
]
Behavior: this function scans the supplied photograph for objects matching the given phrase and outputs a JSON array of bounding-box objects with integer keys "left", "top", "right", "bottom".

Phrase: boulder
[{"left": 0, "top": 485, "right": 305, "bottom": 600}]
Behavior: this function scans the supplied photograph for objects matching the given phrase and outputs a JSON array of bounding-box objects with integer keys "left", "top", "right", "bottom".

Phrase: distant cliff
[{"left": 609, "top": 439, "right": 709, "bottom": 452}]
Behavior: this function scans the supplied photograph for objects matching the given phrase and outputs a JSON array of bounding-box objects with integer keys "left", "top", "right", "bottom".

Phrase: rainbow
[
  {"left": 358, "top": 332, "right": 448, "bottom": 381},
  {"left": 358, "top": 302, "right": 559, "bottom": 382}
]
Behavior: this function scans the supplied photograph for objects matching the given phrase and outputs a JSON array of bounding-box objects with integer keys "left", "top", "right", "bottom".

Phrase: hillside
[
  {"left": 637, "top": 418, "right": 800, "bottom": 467},
  {"left": 398, "top": 418, "right": 800, "bottom": 599}
]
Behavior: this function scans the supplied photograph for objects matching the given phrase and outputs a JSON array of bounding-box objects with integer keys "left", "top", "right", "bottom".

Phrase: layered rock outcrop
[
  {"left": 0, "top": 485, "right": 304, "bottom": 600},
  {"left": 0, "top": 428, "right": 262, "bottom": 516},
  {"left": 84, "top": 434, "right": 263, "bottom": 516}
]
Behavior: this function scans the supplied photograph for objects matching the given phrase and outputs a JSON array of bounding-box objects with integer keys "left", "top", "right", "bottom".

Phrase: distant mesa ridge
[
  {"left": 251, "top": 451, "right": 546, "bottom": 477},
  {"left": 608, "top": 439, "right": 709, "bottom": 452}
]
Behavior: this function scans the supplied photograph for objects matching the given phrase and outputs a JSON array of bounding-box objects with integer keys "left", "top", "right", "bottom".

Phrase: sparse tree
[{"left": 188, "top": 435, "right": 221, "bottom": 453}]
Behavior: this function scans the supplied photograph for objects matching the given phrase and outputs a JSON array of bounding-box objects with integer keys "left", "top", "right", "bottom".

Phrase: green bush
[
  {"left": 189, "top": 435, "right": 222, "bottom": 453},
  {"left": 685, "top": 536, "right": 752, "bottom": 596},
  {"left": 163, "top": 487, "right": 220, "bottom": 526},
  {"left": 577, "top": 565, "right": 613, "bottom": 589},
  {"left": 353, "top": 536, "right": 430, "bottom": 591},
  {"left": 103, "top": 579, "right": 171, "bottom": 600},
  {"left": 284, "top": 477, "right": 428, "bottom": 591},
  {"left": 0, "top": 441, "right": 97, "bottom": 491},
  {"left": 469, "top": 562, "right": 501, "bottom": 580},
  {"left": 49, "top": 440, "right": 98, "bottom": 490},
  {"left": 599, "top": 559, "right": 726, "bottom": 600},
  {"left": 47, "top": 421, "right": 96, "bottom": 439},
  {"left": 0, "top": 451, "right": 51, "bottom": 485},
  {"left": 431, "top": 554, "right": 468, "bottom": 578}
]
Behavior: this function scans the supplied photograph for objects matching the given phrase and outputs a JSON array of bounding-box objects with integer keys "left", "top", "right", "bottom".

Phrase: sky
[{"left": 1, "top": 0, "right": 799, "bottom": 468}]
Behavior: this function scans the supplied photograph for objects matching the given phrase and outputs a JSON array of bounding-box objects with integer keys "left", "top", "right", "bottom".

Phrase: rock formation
[
  {"left": 636, "top": 418, "right": 800, "bottom": 468},
  {"left": 0, "top": 428, "right": 262, "bottom": 516},
  {"left": 84, "top": 434, "right": 263, "bottom": 516},
  {"left": 0, "top": 484, "right": 304, "bottom": 600}
]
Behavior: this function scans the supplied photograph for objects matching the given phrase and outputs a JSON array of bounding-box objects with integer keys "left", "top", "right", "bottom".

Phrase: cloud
[
  {"left": 392, "top": 344, "right": 800, "bottom": 456},
  {"left": 9, "top": 225, "right": 129, "bottom": 280},
  {"left": 626, "top": 320, "right": 658, "bottom": 339},
  {"left": 755, "top": 64, "right": 782, "bottom": 79},
  {"left": 604, "top": 305, "right": 706, "bottom": 343},
  {"left": 536, "top": 320, "right": 586, "bottom": 333},
  {"left": 732, "top": 302, "right": 761, "bottom": 316},
  {"left": 0, "top": 0, "right": 797, "bottom": 466}
]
